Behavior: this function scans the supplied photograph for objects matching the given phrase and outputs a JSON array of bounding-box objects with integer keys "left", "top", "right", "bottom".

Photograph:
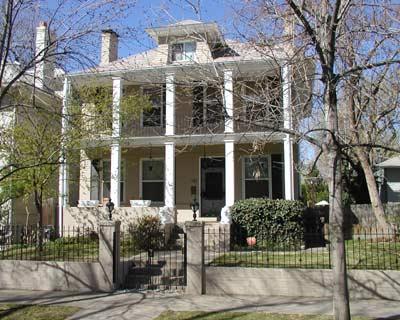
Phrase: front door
[{"left": 200, "top": 157, "right": 225, "bottom": 218}]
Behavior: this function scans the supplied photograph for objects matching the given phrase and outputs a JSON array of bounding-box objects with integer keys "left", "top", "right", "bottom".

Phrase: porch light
[
  {"left": 191, "top": 199, "right": 199, "bottom": 221},
  {"left": 106, "top": 198, "right": 115, "bottom": 221}
]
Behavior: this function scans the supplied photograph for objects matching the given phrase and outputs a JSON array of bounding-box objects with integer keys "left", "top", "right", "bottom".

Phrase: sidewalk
[{"left": 0, "top": 290, "right": 399, "bottom": 320}]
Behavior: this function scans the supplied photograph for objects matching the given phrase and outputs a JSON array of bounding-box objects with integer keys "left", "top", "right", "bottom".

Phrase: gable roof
[{"left": 377, "top": 156, "right": 400, "bottom": 168}]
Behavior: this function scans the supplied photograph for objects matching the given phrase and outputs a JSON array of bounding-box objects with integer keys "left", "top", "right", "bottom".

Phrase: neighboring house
[
  {"left": 0, "top": 22, "right": 62, "bottom": 225},
  {"left": 377, "top": 156, "right": 400, "bottom": 203},
  {"left": 62, "top": 20, "right": 312, "bottom": 225}
]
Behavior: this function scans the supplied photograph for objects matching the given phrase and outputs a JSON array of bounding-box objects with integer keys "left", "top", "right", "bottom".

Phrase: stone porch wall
[{"left": 64, "top": 206, "right": 159, "bottom": 227}]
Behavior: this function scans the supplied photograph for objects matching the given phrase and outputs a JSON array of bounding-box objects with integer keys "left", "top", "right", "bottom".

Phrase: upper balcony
[{"left": 121, "top": 109, "right": 283, "bottom": 137}]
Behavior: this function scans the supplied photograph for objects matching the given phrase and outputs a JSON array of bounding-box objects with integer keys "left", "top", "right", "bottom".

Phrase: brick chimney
[
  {"left": 35, "top": 21, "right": 55, "bottom": 90},
  {"left": 101, "top": 29, "right": 119, "bottom": 65}
]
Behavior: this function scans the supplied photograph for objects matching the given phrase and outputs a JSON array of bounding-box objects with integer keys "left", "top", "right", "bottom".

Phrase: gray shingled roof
[
  {"left": 377, "top": 156, "right": 400, "bottom": 168},
  {"left": 90, "top": 40, "right": 273, "bottom": 74}
]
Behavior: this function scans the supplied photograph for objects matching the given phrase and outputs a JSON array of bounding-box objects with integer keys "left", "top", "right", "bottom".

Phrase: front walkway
[{"left": 0, "top": 290, "right": 398, "bottom": 320}]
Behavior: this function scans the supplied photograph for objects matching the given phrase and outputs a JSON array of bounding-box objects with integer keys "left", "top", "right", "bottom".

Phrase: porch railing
[{"left": 121, "top": 113, "right": 283, "bottom": 137}]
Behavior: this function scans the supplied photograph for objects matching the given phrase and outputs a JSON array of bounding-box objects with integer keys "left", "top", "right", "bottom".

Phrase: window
[
  {"left": 171, "top": 42, "right": 196, "bottom": 62},
  {"left": 102, "top": 160, "right": 125, "bottom": 203},
  {"left": 243, "top": 156, "right": 271, "bottom": 199},
  {"left": 242, "top": 78, "right": 281, "bottom": 125},
  {"left": 142, "top": 86, "right": 165, "bottom": 127},
  {"left": 141, "top": 159, "right": 164, "bottom": 202},
  {"left": 192, "top": 84, "right": 224, "bottom": 127}
]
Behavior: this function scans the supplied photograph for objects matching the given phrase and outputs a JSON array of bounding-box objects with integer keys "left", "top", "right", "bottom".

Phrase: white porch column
[
  {"left": 164, "top": 142, "right": 175, "bottom": 208},
  {"left": 165, "top": 72, "right": 175, "bottom": 136},
  {"left": 110, "top": 77, "right": 122, "bottom": 207},
  {"left": 225, "top": 139, "right": 235, "bottom": 206},
  {"left": 224, "top": 69, "right": 234, "bottom": 133},
  {"left": 282, "top": 64, "right": 294, "bottom": 200},
  {"left": 58, "top": 77, "right": 70, "bottom": 231},
  {"left": 221, "top": 139, "right": 235, "bottom": 224}
]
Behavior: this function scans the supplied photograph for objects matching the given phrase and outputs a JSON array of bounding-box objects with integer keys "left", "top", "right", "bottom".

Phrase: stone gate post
[
  {"left": 185, "top": 221, "right": 205, "bottom": 295},
  {"left": 99, "top": 220, "right": 120, "bottom": 291}
]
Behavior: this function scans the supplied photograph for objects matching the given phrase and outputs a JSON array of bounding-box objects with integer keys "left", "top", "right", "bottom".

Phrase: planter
[
  {"left": 246, "top": 236, "right": 256, "bottom": 247},
  {"left": 130, "top": 200, "right": 152, "bottom": 207}
]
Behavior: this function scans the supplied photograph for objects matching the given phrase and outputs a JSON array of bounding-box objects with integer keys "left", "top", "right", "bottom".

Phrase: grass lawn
[
  {"left": 0, "top": 235, "right": 144, "bottom": 262},
  {"left": 0, "top": 304, "right": 80, "bottom": 320},
  {"left": 210, "top": 239, "right": 400, "bottom": 270},
  {"left": 154, "top": 311, "right": 371, "bottom": 320},
  {"left": 0, "top": 239, "right": 99, "bottom": 262}
]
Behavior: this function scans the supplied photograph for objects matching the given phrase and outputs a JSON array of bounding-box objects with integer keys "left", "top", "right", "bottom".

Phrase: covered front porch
[{"left": 67, "top": 142, "right": 298, "bottom": 225}]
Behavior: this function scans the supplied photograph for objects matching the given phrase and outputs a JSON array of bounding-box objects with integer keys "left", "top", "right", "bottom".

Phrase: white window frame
[
  {"left": 241, "top": 155, "right": 272, "bottom": 199},
  {"left": 171, "top": 41, "right": 197, "bottom": 62},
  {"left": 192, "top": 83, "right": 224, "bottom": 126},
  {"left": 139, "top": 158, "right": 164, "bottom": 205},
  {"left": 101, "top": 159, "right": 126, "bottom": 203},
  {"left": 140, "top": 86, "right": 164, "bottom": 128}
]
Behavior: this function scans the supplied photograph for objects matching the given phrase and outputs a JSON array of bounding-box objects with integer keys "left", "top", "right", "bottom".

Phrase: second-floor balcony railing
[{"left": 120, "top": 111, "right": 283, "bottom": 138}]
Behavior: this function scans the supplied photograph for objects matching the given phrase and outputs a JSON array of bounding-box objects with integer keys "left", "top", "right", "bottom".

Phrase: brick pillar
[
  {"left": 99, "top": 221, "right": 120, "bottom": 291},
  {"left": 185, "top": 221, "right": 205, "bottom": 295}
]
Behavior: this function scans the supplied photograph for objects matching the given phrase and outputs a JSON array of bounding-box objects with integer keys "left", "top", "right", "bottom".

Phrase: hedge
[{"left": 231, "top": 198, "right": 306, "bottom": 243}]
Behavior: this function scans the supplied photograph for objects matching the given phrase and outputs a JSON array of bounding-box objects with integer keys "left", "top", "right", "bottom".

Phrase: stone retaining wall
[
  {"left": 205, "top": 267, "right": 400, "bottom": 300},
  {"left": 0, "top": 260, "right": 112, "bottom": 292}
]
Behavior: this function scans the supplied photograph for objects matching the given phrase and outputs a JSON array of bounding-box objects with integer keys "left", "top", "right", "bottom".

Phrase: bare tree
[
  {"left": 0, "top": 0, "right": 140, "bottom": 183},
  {"left": 228, "top": 1, "right": 400, "bottom": 319}
]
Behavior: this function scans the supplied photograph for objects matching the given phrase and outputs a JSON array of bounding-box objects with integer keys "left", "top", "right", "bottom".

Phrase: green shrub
[
  {"left": 231, "top": 198, "right": 306, "bottom": 244},
  {"left": 129, "top": 215, "right": 164, "bottom": 251}
]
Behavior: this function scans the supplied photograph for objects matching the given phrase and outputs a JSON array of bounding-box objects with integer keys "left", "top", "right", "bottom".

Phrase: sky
[
  {"left": 117, "top": 0, "right": 235, "bottom": 58},
  {"left": 42, "top": 0, "right": 236, "bottom": 65}
]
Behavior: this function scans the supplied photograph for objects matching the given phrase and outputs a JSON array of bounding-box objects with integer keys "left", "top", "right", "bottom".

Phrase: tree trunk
[
  {"left": 355, "top": 148, "right": 390, "bottom": 230},
  {"left": 34, "top": 189, "right": 43, "bottom": 253},
  {"left": 325, "top": 81, "right": 351, "bottom": 320},
  {"left": 327, "top": 148, "right": 351, "bottom": 320}
]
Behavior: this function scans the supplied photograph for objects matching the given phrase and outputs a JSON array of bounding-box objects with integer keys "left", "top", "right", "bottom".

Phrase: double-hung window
[
  {"left": 102, "top": 160, "right": 125, "bottom": 203},
  {"left": 192, "top": 84, "right": 224, "bottom": 127},
  {"left": 171, "top": 42, "right": 196, "bottom": 62},
  {"left": 141, "top": 159, "right": 164, "bottom": 203},
  {"left": 242, "top": 78, "right": 281, "bottom": 125},
  {"left": 142, "top": 86, "right": 165, "bottom": 127},
  {"left": 243, "top": 156, "right": 271, "bottom": 199}
]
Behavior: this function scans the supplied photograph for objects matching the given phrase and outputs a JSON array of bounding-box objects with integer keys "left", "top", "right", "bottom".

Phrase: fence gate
[{"left": 119, "top": 226, "right": 187, "bottom": 291}]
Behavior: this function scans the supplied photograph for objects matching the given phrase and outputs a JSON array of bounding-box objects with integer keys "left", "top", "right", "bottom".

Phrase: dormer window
[{"left": 171, "top": 42, "right": 196, "bottom": 62}]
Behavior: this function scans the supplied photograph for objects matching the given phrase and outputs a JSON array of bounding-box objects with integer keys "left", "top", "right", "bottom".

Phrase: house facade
[
  {"left": 62, "top": 20, "right": 311, "bottom": 226},
  {"left": 377, "top": 156, "right": 400, "bottom": 203},
  {"left": 0, "top": 22, "right": 61, "bottom": 226}
]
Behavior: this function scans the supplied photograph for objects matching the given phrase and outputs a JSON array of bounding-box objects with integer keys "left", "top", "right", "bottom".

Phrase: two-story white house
[{"left": 61, "top": 20, "right": 311, "bottom": 226}]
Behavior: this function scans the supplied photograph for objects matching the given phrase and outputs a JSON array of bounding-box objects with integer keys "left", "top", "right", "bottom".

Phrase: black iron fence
[
  {"left": 205, "top": 226, "right": 399, "bottom": 270},
  {"left": 119, "top": 225, "right": 186, "bottom": 291},
  {"left": 0, "top": 225, "right": 99, "bottom": 262}
]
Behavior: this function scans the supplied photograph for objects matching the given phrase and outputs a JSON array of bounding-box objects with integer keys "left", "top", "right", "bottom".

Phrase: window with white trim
[
  {"left": 242, "top": 78, "right": 281, "bottom": 124},
  {"left": 102, "top": 160, "right": 125, "bottom": 203},
  {"left": 142, "top": 86, "right": 165, "bottom": 127},
  {"left": 141, "top": 159, "right": 164, "bottom": 202},
  {"left": 243, "top": 156, "right": 271, "bottom": 199},
  {"left": 171, "top": 42, "right": 196, "bottom": 62}
]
